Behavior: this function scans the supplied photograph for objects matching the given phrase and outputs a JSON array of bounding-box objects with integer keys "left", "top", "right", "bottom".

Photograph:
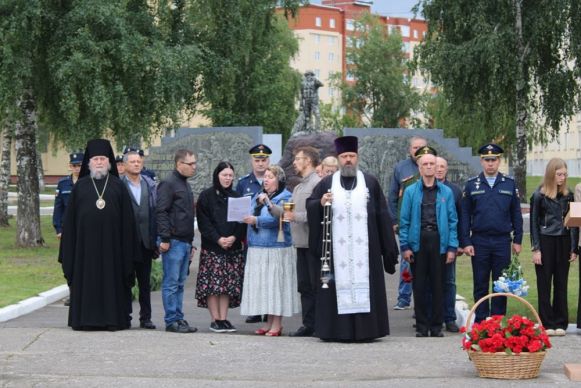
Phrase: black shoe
[
  {"left": 290, "top": 326, "right": 315, "bottom": 337},
  {"left": 246, "top": 315, "right": 262, "bottom": 323},
  {"left": 140, "top": 320, "right": 156, "bottom": 330},
  {"left": 210, "top": 321, "right": 227, "bottom": 333},
  {"left": 445, "top": 322, "right": 459, "bottom": 333},
  {"left": 245, "top": 315, "right": 263, "bottom": 323},
  {"left": 221, "top": 320, "right": 237, "bottom": 332},
  {"left": 430, "top": 330, "right": 444, "bottom": 337},
  {"left": 178, "top": 319, "right": 198, "bottom": 333},
  {"left": 415, "top": 331, "right": 428, "bottom": 337},
  {"left": 166, "top": 321, "right": 197, "bottom": 333}
]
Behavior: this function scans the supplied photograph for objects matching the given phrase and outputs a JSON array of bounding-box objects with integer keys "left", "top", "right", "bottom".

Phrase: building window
[
  {"left": 328, "top": 52, "right": 335, "bottom": 62},
  {"left": 315, "top": 16, "right": 322, "bottom": 27},
  {"left": 346, "top": 71, "right": 355, "bottom": 81},
  {"left": 400, "top": 25, "right": 410, "bottom": 37},
  {"left": 313, "top": 34, "right": 321, "bottom": 44},
  {"left": 413, "top": 30, "right": 418, "bottom": 39},
  {"left": 328, "top": 36, "right": 337, "bottom": 46},
  {"left": 314, "top": 51, "right": 320, "bottom": 61},
  {"left": 346, "top": 19, "right": 355, "bottom": 31},
  {"left": 330, "top": 18, "right": 336, "bottom": 29},
  {"left": 314, "top": 69, "right": 321, "bottom": 78},
  {"left": 329, "top": 87, "right": 335, "bottom": 97},
  {"left": 402, "top": 42, "right": 411, "bottom": 53}
]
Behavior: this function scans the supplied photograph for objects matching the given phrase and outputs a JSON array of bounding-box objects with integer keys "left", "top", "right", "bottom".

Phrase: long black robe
[
  {"left": 307, "top": 172, "right": 398, "bottom": 341},
  {"left": 61, "top": 174, "right": 137, "bottom": 330}
]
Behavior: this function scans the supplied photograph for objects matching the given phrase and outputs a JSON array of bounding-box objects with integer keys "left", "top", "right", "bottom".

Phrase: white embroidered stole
[{"left": 331, "top": 170, "right": 370, "bottom": 314}]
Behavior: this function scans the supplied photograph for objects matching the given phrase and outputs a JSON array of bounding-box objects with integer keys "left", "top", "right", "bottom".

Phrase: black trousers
[
  {"left": 411, "top": 230, "right": 445, "bottom": 334},
  {"left": 297, "top": 247, "right": 319, "bottom": 329},
  {"left": 135, "top": 244, "right": 155, "bottom": 322},
  {"left": 536, "top": 234, "right": 570, "bottom": 330}
]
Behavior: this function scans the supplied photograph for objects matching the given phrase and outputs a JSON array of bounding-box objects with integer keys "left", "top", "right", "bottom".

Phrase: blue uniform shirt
[
  {"left": 53, "top": 175, "right": 75, "bottom": 234},
  {"left": 460, "top": 172, "right": 523, "bottom": 247},
  {"left": 236, "top": 172, "right": 263, "bottom": 198}
]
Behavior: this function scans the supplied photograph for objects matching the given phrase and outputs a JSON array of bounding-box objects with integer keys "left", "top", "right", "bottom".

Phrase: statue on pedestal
[{"left": 291, "top": 70, "right": 323, "bottom": 136}]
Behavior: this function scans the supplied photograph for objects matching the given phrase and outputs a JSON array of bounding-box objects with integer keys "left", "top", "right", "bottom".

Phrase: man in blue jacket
[
  {"left": 399, "top": 147, "right": 458, "bottom": 337},
  {"left": 388, "top": 136, "right": 427, "bottom": 310}
]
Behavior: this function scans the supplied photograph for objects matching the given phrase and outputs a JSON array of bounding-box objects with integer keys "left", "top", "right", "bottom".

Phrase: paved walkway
[{"left": 1, "top": 259, "right": 579, "bottom": 387}]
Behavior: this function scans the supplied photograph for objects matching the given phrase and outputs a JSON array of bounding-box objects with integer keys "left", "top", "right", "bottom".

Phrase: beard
[
  {"left": 89, "top": 162, "right": 111, "bottom": 179},
  {"left": 340, "top": 163, "right": 357, "bottom": 177}
]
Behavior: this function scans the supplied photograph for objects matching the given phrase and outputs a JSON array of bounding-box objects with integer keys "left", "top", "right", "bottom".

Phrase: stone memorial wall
[{"left": 147, "top": 127, "right": 263, "bottom": 199}]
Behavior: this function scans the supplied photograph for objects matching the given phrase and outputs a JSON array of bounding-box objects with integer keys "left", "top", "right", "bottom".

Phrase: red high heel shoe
[
  {"left": 255, "top": 328, "right": 269, "bottom": 335},
  {"left": 265, "top": 327, "right": 283, "bottom": 337}
]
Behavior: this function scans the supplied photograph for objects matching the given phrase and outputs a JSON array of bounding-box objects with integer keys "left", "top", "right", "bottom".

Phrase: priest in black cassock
[
  {"left": 60, "top": 139, "right": 138, "bottom": 331},
  {"left": 307, "top": 136, "right": 398, "bottom": 341}
]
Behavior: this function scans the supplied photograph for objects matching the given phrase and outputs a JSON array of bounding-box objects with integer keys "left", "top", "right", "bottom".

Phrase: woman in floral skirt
[{"left": 195, "top": 161, "right": 246, "bottom": 333}]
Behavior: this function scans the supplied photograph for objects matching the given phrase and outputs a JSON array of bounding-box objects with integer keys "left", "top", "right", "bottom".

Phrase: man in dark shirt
[
  {"left": 399, "top": 147, "right": 458, "bottom": 337},
  {"left": 435, "top": 156, "right": 463, "bottom": 333},
  {"left": 157, "top": 149, "right": 198, "bottom": 334}
]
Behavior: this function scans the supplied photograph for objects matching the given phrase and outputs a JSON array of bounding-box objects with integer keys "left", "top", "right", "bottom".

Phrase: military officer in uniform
[
  {"left": 53, "top": 151, "right": 83, "bottom": 306},
  {"left": 53, "top": 152, "right": 84, "bottom": 239},
  {"left": 236, "top": 143, "right": 271, "bottom": 323},
  {"left": 116, "top": 154, "right": 126, "bottom": 177},
  {"left": 461, "top": 143, "right": 523, "bottom": 323},
  {"left": 236, "top": 144, "right": 272, "bottom": 198}
]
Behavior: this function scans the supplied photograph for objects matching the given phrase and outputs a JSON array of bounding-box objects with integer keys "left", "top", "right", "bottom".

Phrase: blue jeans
[
  {"left": 161, "top": 239, "right": 192, "bottom": 326},
  {"left": 397, "top": 259, "right": 412, "bottom": 305}
]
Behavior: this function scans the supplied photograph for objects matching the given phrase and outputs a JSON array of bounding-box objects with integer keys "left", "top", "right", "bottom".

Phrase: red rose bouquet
[{"left": 461, "top": 314, "right": 551, "bottom": 354}]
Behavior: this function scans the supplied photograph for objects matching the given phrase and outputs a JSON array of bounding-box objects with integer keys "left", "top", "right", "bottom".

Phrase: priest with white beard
[
  {"left": 60, "top": 139, "right": 138, "bottom": 331},
  {"left": 307, "top": 136, "right": 398, "bottom": 341}
]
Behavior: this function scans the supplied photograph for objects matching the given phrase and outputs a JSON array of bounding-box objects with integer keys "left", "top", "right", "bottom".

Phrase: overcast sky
[{"left": 310, "top": 0, "right": 421, "bottom": 18}]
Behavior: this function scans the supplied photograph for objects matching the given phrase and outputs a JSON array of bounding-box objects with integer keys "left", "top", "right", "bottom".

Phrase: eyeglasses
[
  {"left": 180, "top": 161, "right": 196, "bottom": 167},
  {"left": 556, "top": 172, "right": 568, "bottom": 177}
]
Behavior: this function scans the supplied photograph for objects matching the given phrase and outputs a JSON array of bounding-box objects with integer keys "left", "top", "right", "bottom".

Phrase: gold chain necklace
[{"left": 91, "top": 173, "right": 110, "bottom": 210}]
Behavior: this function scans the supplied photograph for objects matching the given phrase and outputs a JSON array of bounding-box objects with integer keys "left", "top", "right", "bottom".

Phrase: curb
[{"left": 0, "top": 284, "right": 68, "bottom": 323}]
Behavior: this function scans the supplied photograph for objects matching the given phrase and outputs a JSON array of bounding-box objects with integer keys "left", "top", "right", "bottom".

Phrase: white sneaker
[
  {"left": 545, "top": 329, "right": 555, "bottom": 336},
  {"left": 555, "top": 328, "right": 566, "bottom": 336}
]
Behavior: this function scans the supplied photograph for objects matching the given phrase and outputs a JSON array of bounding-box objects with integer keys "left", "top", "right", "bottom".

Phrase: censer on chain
[{"left": 320, "top": 190, "right": 332, "bottom": 288}]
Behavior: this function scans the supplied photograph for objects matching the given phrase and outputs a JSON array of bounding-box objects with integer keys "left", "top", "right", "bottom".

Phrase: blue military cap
[
  {"left": 249, "top": 144, "right": 272, "bottom": 159},
  {"left": 123, "top": 146, "right": 144, "bottom": 156},
  {"left": 115, "top": 155, "right": 124, "bottom": 163},
  {"left": 69, "top": 152, "right": 84, "bottom": 165},
  {"left": 478, "top": 143, "right": 503, "bottom": 159}
]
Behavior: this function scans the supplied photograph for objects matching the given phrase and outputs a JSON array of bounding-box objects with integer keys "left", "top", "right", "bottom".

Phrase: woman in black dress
[{"left": 195, "top": 162, "right": 246, "bottom": 333}]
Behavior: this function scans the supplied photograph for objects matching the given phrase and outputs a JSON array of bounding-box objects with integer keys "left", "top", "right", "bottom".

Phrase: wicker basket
[{"left": 465, "top": 292, "right": 546, "bottom": 379}]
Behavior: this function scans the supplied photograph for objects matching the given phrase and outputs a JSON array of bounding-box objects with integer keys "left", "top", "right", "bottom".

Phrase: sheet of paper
[{"left": 227, "top": 196, "right": 252, "bottom": 222}]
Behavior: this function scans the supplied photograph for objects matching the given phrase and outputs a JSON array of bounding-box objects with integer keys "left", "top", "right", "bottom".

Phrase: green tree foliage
[
  {"left": 0, "top": 0, "right": 203, "bottom": 246},
  {"left": 424, "top": 93, "right": 515, "bottom": 149},
  {"left": 334, "top": 14, "right": 419, "bottom": 128},
  {"left": 190, "top": 0, "right": 303, "bottom": 139},
  {"left": 415, "top": 0, "right": 581, "bottom": 199},
  {"left": 319, "top": 102, "right": 361, "bottom": 134}
]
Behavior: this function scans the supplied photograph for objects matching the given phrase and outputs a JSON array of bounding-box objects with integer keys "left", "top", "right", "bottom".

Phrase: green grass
[
  {"left": 0, "top": 216, "right": 63, "bottom": 307},
  {"left": 456, "top": 237, "right": 580, "bottom": 323},
  {"left": 0, "top": 215, "right": 163, "bottom": 308}
]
